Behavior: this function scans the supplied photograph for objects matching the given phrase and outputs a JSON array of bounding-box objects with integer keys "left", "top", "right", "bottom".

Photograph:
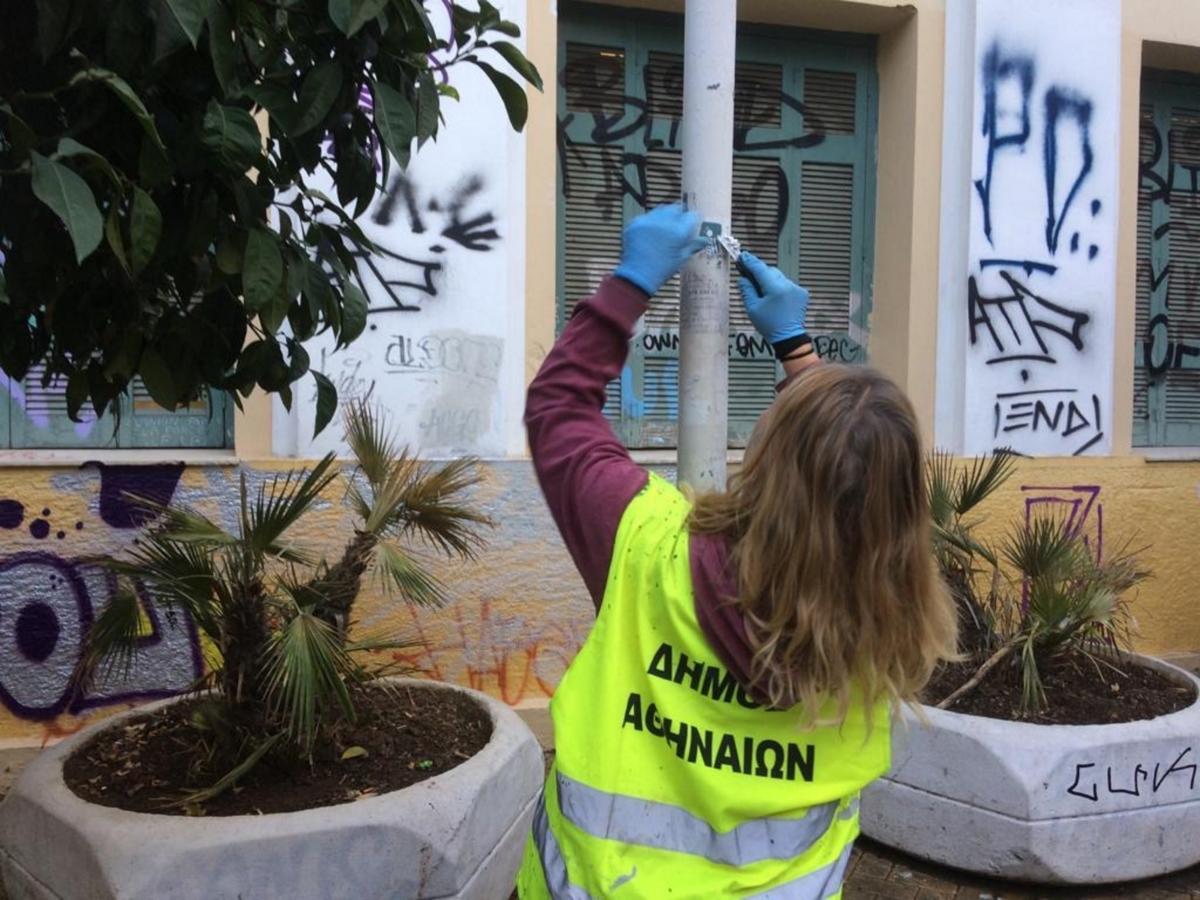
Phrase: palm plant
[
  {"left": 76, "top": 400, "right": 490, "bottom": 795},
  {"left": 936, "top": 507, "right": 1148, "bottom": 716},
  {"left": 925, "top": 448, "right": 1016, "bottom": 654}
]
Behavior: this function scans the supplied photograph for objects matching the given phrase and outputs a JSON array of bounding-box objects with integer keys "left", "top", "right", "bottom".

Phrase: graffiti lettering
[
  {"left": 1068, "top": 748, "right": 1197, "bottom": 803},
  {"left": 993, "top": 388, "right": 1103, "bottom": 455},
  {"left": 968, "top": 272, "right": 1090, "bottom": 364}
]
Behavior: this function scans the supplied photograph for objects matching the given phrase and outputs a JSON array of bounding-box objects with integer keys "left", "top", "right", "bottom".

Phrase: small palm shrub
[
  {"left": 925, "top": 449, "right": 1015, "bottom": 655},
  {"left": 76, "top": 400, "right": 489, "bottom": 798},
  {"left": 926, "top": 450, "right": 1149, "bottom": 716}
]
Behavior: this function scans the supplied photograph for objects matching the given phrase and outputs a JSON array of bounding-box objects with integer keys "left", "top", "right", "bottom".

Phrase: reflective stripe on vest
[
  {"left": 532, "top": 790, "right": 591, "bottom": 900},
  {"left": 532, "top": 786, "right": 853, "bottom": 900},
  {"left": 556, "top": 770, "right": 839, "bottom": 867},
  {"left": 747, "top": 843, "right": 854, "bottom": 900}
]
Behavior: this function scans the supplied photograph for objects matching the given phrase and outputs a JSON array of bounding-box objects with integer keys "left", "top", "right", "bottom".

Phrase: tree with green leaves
[{"left": 0, "top": 0, "right": 541, "bottom": 433}]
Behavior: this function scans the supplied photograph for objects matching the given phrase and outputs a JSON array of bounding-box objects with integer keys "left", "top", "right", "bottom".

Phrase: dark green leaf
[
  {"left": 286, "top": 339, "right": 310, "bottom": 382},
  {"left": 66, "top": 370, "right": 89, "bottom": 422},
  {"left": 244, "top": 228, "right": 283, "bottom": 312},
  {"left": 312, "top": 370, "right": 337, "bottom": 438},
  {"left": 53, "top": 138, "right": 122, "bottom": 188},
  {"left": 139, "top": 347, "right": 179, "bottom": 408},
  {"left": 292, "top": 62, "right": 344, "bottom": 135},
  {"left": 139, "top": 135, "right": 173, "bottom": 188},
  {"left": 207, "top": 3, "right": 240, "bottom": 94},
  {"left": 489, "top": 41, "right": 543, "bottom": 91},
  {"left": 304, "top": 260, "right": 339, "bottom": 335},
  {"left": 105, "top": 207, "right": 130, "bottom": 274},
  {"left": 156, "top": 0, "right": 211, "bottom": 59},
  {"left": 372, "top": 81, "right": 415, "bottom": 167},
  {"left": 216, "top": 237, "right": 242, "bottom": 274},
  {"left": 36, "top": 0, "right": 72, "bottom": 60},
  {"left": 131, "top": 188, "right": 163, "bottom": 275},
  {"left": 164, "top": 0, "right": 210, "bottom": 45},
  {"left": 340, "top": 282, "right": 368, "bottom": 346},
  {"left": 201, "top": 101, "right": 261, "bottom": 172},
  {"left": 491, "top": 20, "right": 522, "bottom": 38},
  {"left": 471, "top": 61, "right": 528, "bottom": 131},
  {"left": 415, "top": 74, "right": 438, "bottom": 146},
  {"left": 329, "top": 0, "right": 388, "bottom": 36},
  {"left": 0, "top": 105, "right": 36, "bottom": 159},
  {"left": 30, "top": 153, "right": 103, "bottom": 264},
  {"left": 260, "top": 288, "right": 289, "bottom": 335},
  {"left": 72, "top": 69, "right": 166, "bottom": 150},
  {"left": 406, "top": 0, "right": 435, "bottom": 39}
]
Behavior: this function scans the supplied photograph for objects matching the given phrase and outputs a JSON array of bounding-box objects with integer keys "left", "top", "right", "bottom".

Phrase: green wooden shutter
[
  {"left": 9, "top": 366, "right": 120, "bottom": 449},
  {"left": 125, "top": 379, "right": 232, "bottom": 448},
  {"left": 558, "top": 6, "right": 877, "bottom": 449},
  {"left": 4, "top": 370, "right": 230, "bottom": 449},
  {"left": 1136, "top": 74, "right": 1200, "bottom": 447}
]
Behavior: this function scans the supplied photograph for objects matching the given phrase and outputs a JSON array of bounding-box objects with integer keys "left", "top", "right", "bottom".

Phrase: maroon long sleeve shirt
[{"left": 525, "top": 276, "right": 760, "bottom": 690}]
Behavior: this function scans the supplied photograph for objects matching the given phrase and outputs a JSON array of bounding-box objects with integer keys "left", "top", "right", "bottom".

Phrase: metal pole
[{"left": 678, "top": 0, "right": 736, "bottom": 492}]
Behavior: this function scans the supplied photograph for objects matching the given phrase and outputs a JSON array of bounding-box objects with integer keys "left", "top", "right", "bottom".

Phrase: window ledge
[
  {"left": 1139, "top": 448, "right": 1200, "bottom": 462},
  {"left": 0, "top": 449, "right": 240, "bottom": 468},
  {"left": 630, "top": 449, "right": 747, "bottom": 466}
]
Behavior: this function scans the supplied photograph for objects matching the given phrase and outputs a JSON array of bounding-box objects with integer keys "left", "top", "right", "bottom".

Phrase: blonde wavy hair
[{"left": 690, "top": 364, "right": 957, "bottom": 723}]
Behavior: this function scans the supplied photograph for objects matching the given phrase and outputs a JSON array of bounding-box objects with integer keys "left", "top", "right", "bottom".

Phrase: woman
[{"left": 517, "top": 204, "right": 956, "bottom": 899}]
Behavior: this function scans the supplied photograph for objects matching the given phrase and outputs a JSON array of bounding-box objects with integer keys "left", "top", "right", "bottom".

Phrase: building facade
[{"left": 3, "top": 0, "right": 1200, "bottom": 745}]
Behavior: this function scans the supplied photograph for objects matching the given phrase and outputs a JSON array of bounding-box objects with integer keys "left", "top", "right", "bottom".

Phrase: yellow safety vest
[{"left": 517, "top": 474, "right": 891, "bottom": 899}]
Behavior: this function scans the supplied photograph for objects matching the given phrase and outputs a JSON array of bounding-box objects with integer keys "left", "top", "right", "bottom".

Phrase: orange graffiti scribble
[{"left": 389, "top": 600, "right": 587, "bottom": 706}]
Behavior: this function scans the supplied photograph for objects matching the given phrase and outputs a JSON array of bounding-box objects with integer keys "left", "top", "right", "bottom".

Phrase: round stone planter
[
  {"left": 861, "top": 656, "right": 1200, "bottom": 884},
  {"left": 0, "top": 679, "right": 543, "bottom": 900}
]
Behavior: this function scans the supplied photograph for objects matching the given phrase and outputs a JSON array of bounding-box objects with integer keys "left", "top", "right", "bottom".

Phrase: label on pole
[{"left": 699, "top": 221, "right": 722, "bottom": 239}]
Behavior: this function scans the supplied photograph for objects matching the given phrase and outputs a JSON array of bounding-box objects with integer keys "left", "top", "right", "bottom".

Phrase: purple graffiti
[
  {"left": 0, "top": 499, "right": 24, "bottom": 529},
  {"left": 0, "top": 552, "right": 92, "bottom": 719},
  {"left": 97, "top": 463, "right": 185, "bottom": 528},
  {"left": 0, "top": 551, "right": 203, "bottom": 721},
  {"left": 1022, "top": 484, "right": 1103, "bottom": 562},
  {"left": 15, "top": 602, "right": 59, "bottom": 663}
]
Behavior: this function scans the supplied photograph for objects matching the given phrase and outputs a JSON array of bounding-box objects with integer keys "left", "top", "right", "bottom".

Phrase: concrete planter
[
  {"left": 0, "top": 679, "right": 543, "bottom": 900},
  {"left": 861, "top": 656, "right": 1200, "bottom": 884}
]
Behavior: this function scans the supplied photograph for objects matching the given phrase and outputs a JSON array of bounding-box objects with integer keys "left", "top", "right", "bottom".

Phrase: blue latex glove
[
  {"left": 738, "top": 251, "right": 810, "bottom": 345},
  {"left": 614, "top": 203, "right": 707, "bottom": 296}
]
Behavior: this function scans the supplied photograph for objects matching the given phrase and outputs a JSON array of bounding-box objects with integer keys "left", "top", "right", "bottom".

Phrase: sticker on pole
[{"left": 699, "top": 221, "right": 723, "bottom": 239}]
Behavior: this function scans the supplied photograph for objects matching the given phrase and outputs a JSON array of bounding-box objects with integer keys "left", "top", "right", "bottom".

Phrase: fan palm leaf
[
  {"left": 242, "top": 455, "right": 339, "bottom": 557},
  {"left": 261, "top": 593, "right": 357, "bottom": 749}
]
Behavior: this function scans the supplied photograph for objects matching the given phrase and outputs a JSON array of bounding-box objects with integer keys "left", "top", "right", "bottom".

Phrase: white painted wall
[
  {"left": 939, "top": 0, "right": 1121, "bottom": 456},
  {"left": 275, "top": 0, "right": 529, "bottom": 460}
]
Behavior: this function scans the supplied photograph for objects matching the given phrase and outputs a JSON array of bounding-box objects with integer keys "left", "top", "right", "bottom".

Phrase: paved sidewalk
[{"left": 846, "top": 839, "right": 1200, "bottom": 899}]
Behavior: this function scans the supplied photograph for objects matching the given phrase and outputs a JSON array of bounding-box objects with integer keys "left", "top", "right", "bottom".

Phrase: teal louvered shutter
[
  {"left": 8, "top": 366, "right": 120, "bottom": 449},
  {"left": 123, "top": 379, "right": 232, "bottom": 448},
  {"left": 4, "top": 369, "right": 231, "bottom": 449},
  {"left": 558, "top": 8, "right": 877, "bottom": 449},
  {"left": 1136, "top": 75, "right": 1200, "bottom": 447}
]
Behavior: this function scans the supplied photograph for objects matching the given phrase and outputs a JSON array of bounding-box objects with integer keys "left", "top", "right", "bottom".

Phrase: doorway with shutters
[
  {"left": 557, "top": 3, "right": 878, "bottom": 448},
  {"left": 1135, "top": 71, "right": 1200, "bottom": 447}
]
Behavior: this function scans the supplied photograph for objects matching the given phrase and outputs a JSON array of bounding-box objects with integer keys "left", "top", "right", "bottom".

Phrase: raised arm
[{"left": 526, "top": 204, "right": 704, "bottom": 608}]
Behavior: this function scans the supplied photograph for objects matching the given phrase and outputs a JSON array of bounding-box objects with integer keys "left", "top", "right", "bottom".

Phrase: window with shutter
[
  {"left": 558, "top": 5, "right": 877, "bottom": 448},
  {"left": 1135, "top": 73, "right": 1200, "bottom": 447},
  {"left": 2, "top": 371, "right": 232, "bottom": 450}
]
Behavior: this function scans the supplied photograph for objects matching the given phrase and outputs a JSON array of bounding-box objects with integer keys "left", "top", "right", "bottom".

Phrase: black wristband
[{"left": 772, "top": 333, "right": 812, "bottom": 361}]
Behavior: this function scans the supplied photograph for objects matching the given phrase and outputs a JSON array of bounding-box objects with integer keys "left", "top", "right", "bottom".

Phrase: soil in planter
[
  {"left": 63, "top": 683, "right": 492, "bottom": 816},
  {"left": 924, "top": 651, "right": 1196, "bottom": 725}
]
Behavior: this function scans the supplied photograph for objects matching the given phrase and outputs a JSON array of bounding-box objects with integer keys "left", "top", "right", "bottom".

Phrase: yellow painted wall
[
  {"left": 0, "top": 461, "right": 593, "bottom": 746},
  {"left": 957, "top": 457, "right": 1200, "bottom": 662}
]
